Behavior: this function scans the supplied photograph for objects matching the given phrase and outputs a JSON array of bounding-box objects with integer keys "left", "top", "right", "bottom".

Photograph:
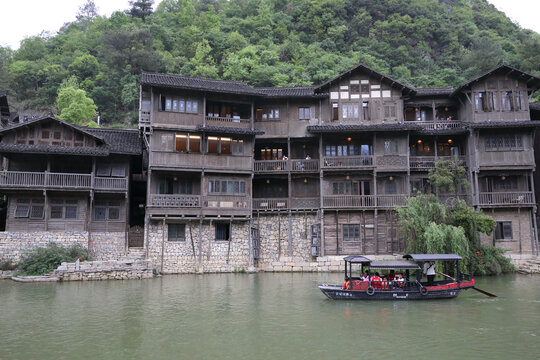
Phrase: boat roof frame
[{"left": 403, "top": 254, "right": 462, "bottom": 262}]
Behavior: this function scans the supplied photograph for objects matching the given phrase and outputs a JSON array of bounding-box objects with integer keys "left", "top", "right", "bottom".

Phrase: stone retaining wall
[
  {"left": 0, "top": 231, "right": 127, "bottom": 263},
  {"left": 54, "top": 259, "right": 154, "bottom": 281}
]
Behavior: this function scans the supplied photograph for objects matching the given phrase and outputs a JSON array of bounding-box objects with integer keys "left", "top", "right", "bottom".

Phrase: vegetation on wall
[
  {"left": 17, "top": 243, "right": 91, "bottom": 276},
  {"left": 0, "top": 0, "right": 538, "bottom": 127},
  {"left": 398, "top": 160, "right": 513, "bottom": 275}
]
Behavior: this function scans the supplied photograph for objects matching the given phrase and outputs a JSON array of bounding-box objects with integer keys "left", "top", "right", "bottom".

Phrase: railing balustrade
[
  {"left": 290, "top": 159, "right": 319, "bottom": 172},
  {"left": 410, "top": 156, "right": 466, "bottom": 169},
  {"left": 290, "top": 197, "right": 320, "bottom": 209},
  {"left": 254, "top": 160, "right": 288, "bottom": 172},
  {"left": 204, "top": 195, "right": 249, "bottom": 208},
  {"left": 416, "top": 121, "right": 463, "bottom": 130},
  {"left": 253, "top": 198, "right": 288, "bottom": 210},
  {"left": 47, "top": 173, "right": 91, "bottom": 188},
  {"left": 150, "top": 194, "right": 201, "bottom": 207},
  {"left": 0, "top": 171, "right": 128, "bottom": 191},
  {"left": 478, "top": 192, "right": 534, "bottom": 206},
  {"left": 95, "top": 177, "right": 128, "bottom": 190},
  {"left": 254, "top": 159, "right": 319, "bottom": 173},
  {"left": 205, "top": 116, "right": 251, "bottom": 124},
  {"left": 0, "top": 171, "right": 45, "bottom": 187},
  {"left": 377, "top": 195, "right": 409, "bottom": 207},
  {"left": 323, "top": 195, "right": 375, "bottom": 208},
  {"left": 322, "top": 156, "right": 374, "bottom": 169}
]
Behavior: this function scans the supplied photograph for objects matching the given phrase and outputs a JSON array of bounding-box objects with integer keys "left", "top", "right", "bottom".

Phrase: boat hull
[{"left": 319, "top": 282, "right": 472, "bottom": 300}]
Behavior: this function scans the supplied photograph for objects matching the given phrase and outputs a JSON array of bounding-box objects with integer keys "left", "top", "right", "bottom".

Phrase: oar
[{"left": 436, "top": 271, "right": 497, "bottom": 298}]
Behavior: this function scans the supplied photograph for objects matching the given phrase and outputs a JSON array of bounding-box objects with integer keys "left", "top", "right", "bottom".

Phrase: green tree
[
  {"left": 428, "top": 159, "right": 470, "bottom": 197},
  {"left": 57, "top": 85, "right": 97, "bottom": 125},
  {"left": 126, "top": 0, "right": 154, "bottom": 21}
]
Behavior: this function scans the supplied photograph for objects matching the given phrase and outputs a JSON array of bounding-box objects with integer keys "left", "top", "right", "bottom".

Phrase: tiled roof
[
  {"left": 307, "top": 123, "right": 422, "bottom": 133},
  {"left": 0, "top": 143, "right": 109, "bottom": 156},
  {"left": 452, "top": 63, "right": 540, "bottom": 96},
  {"left": 467, "top": 121, "right": 540, "bottom": 129},
  {"left": 141, "top": 72, "right": 256, "bottom": 95},
  {"left": 413, "top": 88, "right": 454, "bottom": 96},
  {"left": 257, "top": 86, "right": 324, "bottom": 98},
  {"left": 196, "top": 125, "right": 264, "bottom": 135},
  {"left": 85, "top": 128, "right": 142, "bottom": 155}
]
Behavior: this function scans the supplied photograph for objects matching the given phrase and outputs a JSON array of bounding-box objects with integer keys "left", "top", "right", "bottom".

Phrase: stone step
[{"left": 126, "top": 247, "right": 146, "bottom": 260}]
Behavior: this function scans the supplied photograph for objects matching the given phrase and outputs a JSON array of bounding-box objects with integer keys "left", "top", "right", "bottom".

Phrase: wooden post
[
  {"left": 160, "top": 218, "right": 165, "bottom": 273},
  {"left": 319, "top": 133, "right": 325, "bottom": 256},
  {"left": 335, "top": 210, "right": 339, "bottom": 255}
]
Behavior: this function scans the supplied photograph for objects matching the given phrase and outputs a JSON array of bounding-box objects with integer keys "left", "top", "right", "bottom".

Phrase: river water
[{"left": 0, "top": 273, "right": 538, "bottom": 360}]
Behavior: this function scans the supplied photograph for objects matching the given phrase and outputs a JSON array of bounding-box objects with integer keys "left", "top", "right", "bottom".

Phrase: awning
[
  {"left": 403, "top": 254, "right": 462, "bottom": 261},
  {"left": 343, "top": 256, "right": 371, "bottom": 264}
]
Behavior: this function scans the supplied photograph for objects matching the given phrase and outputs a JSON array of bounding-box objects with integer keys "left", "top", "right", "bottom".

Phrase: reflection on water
[{"left": 0, "top": 273, "right": 538, "bottom": 360}]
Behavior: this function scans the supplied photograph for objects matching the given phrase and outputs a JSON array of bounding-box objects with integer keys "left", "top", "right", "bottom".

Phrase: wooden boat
[{"left": 318, "top": 254, "right": 475, "bottom": 300}]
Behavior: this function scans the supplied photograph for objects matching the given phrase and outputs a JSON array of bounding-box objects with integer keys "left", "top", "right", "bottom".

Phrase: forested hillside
[{"left": 0, "top": 0, "right": 538, "bottom": 127}]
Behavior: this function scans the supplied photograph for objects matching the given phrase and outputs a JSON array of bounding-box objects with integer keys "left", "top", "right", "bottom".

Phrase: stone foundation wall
[
  {"left": 54, "top": 259, "right": 154, "bottom": 281},
  {"left": 0, "top": 231, "right": 127, "bottom": 263},
  {"left": 147, "top": 220, "right": 251, "bottom": 274},
  {"left": 255, "top": 213, "right": 318, "bottom": 268}
]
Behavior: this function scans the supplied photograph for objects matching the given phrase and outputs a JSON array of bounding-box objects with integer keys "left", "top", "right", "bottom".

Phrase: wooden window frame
[
  {"left": 168, "top": 224, "right": 186, "bottom": 242},
  {"left": 495, "top": 221, "right": 513, "bottom": 240},
  {"left": 215, "top": 222, "right": 231, "bottom": 241},
  {"left": 343, "top": 224, "right": 361, "bottom": 242}
]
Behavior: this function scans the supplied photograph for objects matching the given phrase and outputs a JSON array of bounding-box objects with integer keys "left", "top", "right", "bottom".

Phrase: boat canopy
[
  {"left": 403, "top": 254, "right": 462, "bottom": 261},
  {"left": 343, "top": 256, "right": 371, "bottom": 264},
  {"left": 369, "top": 261, "right": 420, "bottom": 270}
]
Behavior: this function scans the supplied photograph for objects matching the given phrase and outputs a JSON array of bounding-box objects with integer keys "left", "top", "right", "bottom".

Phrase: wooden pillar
[
  {"left": 160, "top": 218, "right": 166, "bottom": 273},
  {"left": 319, "top": 133, "right": 325, "bottom": 256},
  {"left": 335, "top": 210, "right": 339, "bottom": 255},
  {"left": 529, "top": 172, "right": 539, "bottom": 255},
  {"left": 203, "top": 93, "right": 207, "bottom": 127}
]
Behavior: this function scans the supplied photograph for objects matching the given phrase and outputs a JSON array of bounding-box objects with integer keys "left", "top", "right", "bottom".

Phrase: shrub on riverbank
[
  {"left": 0, "top": 260, "right": 17, "bottom": 271},
  {"left": 18, "top": 243, "right": 91, "bottom": 275},
  {"left": 471, "top": 245, "right": 515, "bottom": 276}
]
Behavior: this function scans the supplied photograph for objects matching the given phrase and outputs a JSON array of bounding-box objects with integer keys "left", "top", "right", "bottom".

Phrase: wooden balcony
[
  {"left": 410, "top": 156, "right": 466, "bottom": 170},
  {"left": 205, "top": 116, "right": 251, "bottom": 128},
  {"left": 0, "top": 171, "right": 128, "bottom": 191},
  {"left": 149, "top": 194, "right": 201, "bottom": 208},
  {"left": 322, "top": 156, "right": 374, "bottom": 170},
  {"left": 253, "top": 198, "right": 288, "bottom": 211},
  {"left": 375, "top": 155, "right": 408, "bottom": 171},
  {"left": 478, "top": 192, "right": 534, "bottom": 207},
  {"left": 203, "top": 195, "right": 249, "bottom": 209},
  {"left": 416, "top": 121, "right": 464, "bottom": 130},
  {"left": 478, "top": 151, "right": 534, "bottom": 169},
  {"left": 290, "top": 197, "right": 320, "bottom": 210},
  {"left": 151, "top": 152, "right": 252, "bottom": 172},
  {"left": 323, "top": 195, "right": 409, "bottom": 209},
  {"left": 254, "top": 159, "right": 319, "bottom": 173}
]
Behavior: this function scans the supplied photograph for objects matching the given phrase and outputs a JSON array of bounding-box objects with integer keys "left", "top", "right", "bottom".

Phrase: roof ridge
[{"left": 144, "top": 72, "right": 251, "bottom": 86}]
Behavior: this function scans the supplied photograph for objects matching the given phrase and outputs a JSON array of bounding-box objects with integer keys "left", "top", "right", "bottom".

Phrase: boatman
[{"left": 423, "top": 261, "right": 436, "bottom": 286}]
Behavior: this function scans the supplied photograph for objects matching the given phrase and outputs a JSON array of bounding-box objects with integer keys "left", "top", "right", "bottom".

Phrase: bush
[
  {"left": 17, "top": 243, "right": 91, "bottom": 276},
  {"left": 0, "top": 260, "right": 17, "bottom": 271},
  {"left": 470, "top": 245, "right": 514, "bottom": 276}
]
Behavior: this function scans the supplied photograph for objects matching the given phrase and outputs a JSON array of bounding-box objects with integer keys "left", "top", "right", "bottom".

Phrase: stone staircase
[
  {"left": 126, "top": 247, "right": 146, "bottom": 260},
  {"left": 516, "top": 258, "right": 540, "bottom": 274}
]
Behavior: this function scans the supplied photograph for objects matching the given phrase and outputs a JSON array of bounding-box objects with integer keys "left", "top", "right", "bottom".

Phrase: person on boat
[
  {"left": 423, "top": 261, "right": 436, "bottom": 286},
  {"left": 395, "top": 273, "right": 405, "bottom": 282},
  {"left": 361, "top": 271, "right": 370, "bottom": 281},
  {"left": 371, "top": 272, "right": 382, "bottom": 288},
  {"left": 386, "top": 270, "right": 395, "bottom": 281}
]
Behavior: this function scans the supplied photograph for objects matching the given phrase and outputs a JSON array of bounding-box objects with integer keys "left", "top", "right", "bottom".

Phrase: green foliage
[
  {"left": 428, "top": 160, "right": 470, "bottom": 196},
  {"left": 57, "top": 85, "right": 97, "bottom": 125},
  {"left": 472, "top": 246, "right": 515, "bottom": 276},
  {"left": 17, "top": 243, "right": 91, "bottom": 276},
  {"left": 0, "top": 259, "right": 17, "bottom": 271},
  {"left": 1, "top": 0, "right": 539, "bottom": 127}
]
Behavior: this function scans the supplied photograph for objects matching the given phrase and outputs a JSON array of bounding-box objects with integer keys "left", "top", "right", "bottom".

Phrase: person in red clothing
[
  {"left": 386, "top": 270, "right": 395, "bottom": 281},
  {"left": 371, "top": 272, "right": 382, "bottom": 288}
]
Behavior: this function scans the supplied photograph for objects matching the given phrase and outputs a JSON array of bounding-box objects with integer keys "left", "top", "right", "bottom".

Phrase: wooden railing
[
  {"left": 149, "top": 194, "right": 201, "bottom": 208},
  {"left": 205, "top": 116, "right": 251, "bottom": 124},
  {"left": 0, "top": 171, "right": 45, "bottom": 187},
  {"left": 203, "top": 195, "right": 249, "bottom": 209},
  {"left": 290, "top": 197, "right": 320, "bottom": 209},
  {"left": 478, "top": 192, "right": 534, "bottom": 206},
  {"left": 376, "top": 155, "right": 408, "bottom": 170},
  {"left": 377, "top": 195, "right": 409, "bottom": 207},
  {"left": 95, "top": 177, "right": 128, "bottom": 191},
  {"left": 322, "top": 156, "right": 374, "bottom": 169},
  {"left": 253, "top": 198, "right": 288, "bottom": 210},
  {"left": 417, "top": 121, "right": 463, "bottom": 130},
  {"left": 254, "top": 160, "right": 288, "bottom": 172},
  {"left": 410, "top": 156, "right": 466, "bottom": 169},
  {"left": 0, "top": 171, "right": 129, "bottom": 191},
  {"left": 323, "top": 195, "right": 375, "bottom": 208},
  {"left": 254, "top": 159, "right": 319, "bottom": 173}
]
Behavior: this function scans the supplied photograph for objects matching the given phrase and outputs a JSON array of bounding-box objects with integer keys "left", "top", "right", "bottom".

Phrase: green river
[{"left": 1, "top": 273, "right": 539, "bottom": 360}]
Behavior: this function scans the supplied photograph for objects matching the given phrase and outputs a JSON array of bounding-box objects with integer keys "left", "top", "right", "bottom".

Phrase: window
[
  {"left": 111, "top": 165, "right": 126, "bottom": 177},
  {"left": 342, "top": 104, "right": 359, "bottom": 119},
  {"left": 493, "top": 177, "right": 518, "bottom": 191},
  {"left": 343, "top": 224, "right": 360, "bottom": 242},
  {"left": 350, "top": 83, "right": 360, "bottom": 93},
  {"left": 14, "top": 198, "right": 30, "bottom": 218},
  {"left": 361, "top": 84, "right": 370, "bottom": 93},
  {"left": 384, "top": 140, "right": 398, "bottom": 155},
  {"left": 215, "top": 223, "right": 230, "bottom": 241},
  {"left": 50, "top": 199, "right": 78, "bottom": 219},
  {"left": 97, "top": 163, "right": 111, "bottom": 177},
  {"left": 384, "top": 102, "right": 397, "bottom": 118},
  {"left": 485, "top": 135, "right": 523, "bottom": 151},
  {"left": 502, "top": 91, "right": 514, "bottom": 111},
  {"left": 231, "top": 139, "right": 244, "bottom": 155},
  {"left": 333, "top": 182, "right": 359, "bottom": 195},
  {"left": 175, "top": 133, "right": 200, "bottom": 153},
  {"left": 94, "top": 201, "right": 121, "bottom": 221},
  {"left": 299, "top": 107, "right": 311, "bottom": 120},
  {"left": 475, "top": 92, "right": 497, "bottom": 112},
  {"left": 260, "top": 147, "right": 283, "bottom": 160},
  {"left": 258, "top": 108, "right": 280, "bottom": 121},
  {"left": 207, "top": 136, "right": 243, "bottom": 155},
  {"left": 362, "top": 102, "right": 369, "bottom": 121},
  {"left": 514, "top": 92, "right": 524, "bottom": 111},
  {"left": 161, "top": 96, "right": 199, "bottom": 114},
  {"left": 332, "top": 103, "right": 339, "bottom": 121},
  {"left": 168, "top": 224, "right": 185, "bottom": 241},
  {"left": 208, "top": 180, "right": 246, "bottom": 195},
  {"left": 495, "top": 221, "right": 512, "bottom": 240},
  {"left": 161, "top": 134, "right": 174, "bottom": 151}
]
